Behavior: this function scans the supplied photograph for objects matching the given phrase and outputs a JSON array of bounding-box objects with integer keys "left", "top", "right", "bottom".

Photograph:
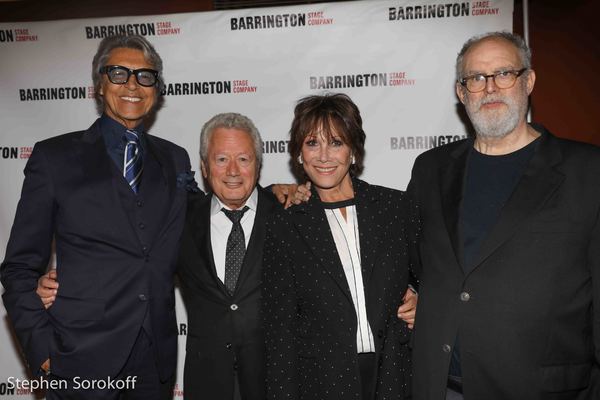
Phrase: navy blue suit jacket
[{"left": 1, "top": 119, "right": 191, "bottom": 380}]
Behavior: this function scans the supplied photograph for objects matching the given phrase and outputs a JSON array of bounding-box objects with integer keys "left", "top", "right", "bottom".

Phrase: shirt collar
[
  {"left": 210, "top": 187, "right": 258, "bottom": 216},
  {"left": 99, "top": 113, "right": 146, "bottom": 150}
]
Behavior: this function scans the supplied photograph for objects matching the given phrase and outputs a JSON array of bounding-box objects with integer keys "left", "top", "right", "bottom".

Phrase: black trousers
[
  {"left": 358, "top": 353, "right": 376, "bottom": 400},
  {"left": 46, "top": 329, "right": 174, "bottom": 400}
]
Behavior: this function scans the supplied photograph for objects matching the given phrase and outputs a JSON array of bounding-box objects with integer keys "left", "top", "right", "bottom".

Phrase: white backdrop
[{"left": 0, "top": 0, "right": 512, "bottom": 397}]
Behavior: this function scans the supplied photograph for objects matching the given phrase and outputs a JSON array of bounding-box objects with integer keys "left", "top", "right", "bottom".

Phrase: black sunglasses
[{"left": 99, "top": 65, "right": 159, "bottom": 87}]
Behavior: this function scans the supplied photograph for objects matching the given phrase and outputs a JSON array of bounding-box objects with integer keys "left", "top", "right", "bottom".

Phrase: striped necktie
[{"left": 123, "top": 129, "right": 143, "bottom": 193}]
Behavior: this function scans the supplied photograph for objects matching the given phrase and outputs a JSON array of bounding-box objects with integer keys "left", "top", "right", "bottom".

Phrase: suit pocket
[
  {"left": 528, "top": 221, "right": 575, "bottom": 233},
  {"left": 528, "top": 207, "right": 578, "bottom": 233},
  {"left": 48, "top": 295, "right": 105, "bottom": 321},
  {"left": 540, "top": 362, "right": 592, "bottom": 392},
  {"left": 185, "top": 334, "right": 217, "bottom": 360}
]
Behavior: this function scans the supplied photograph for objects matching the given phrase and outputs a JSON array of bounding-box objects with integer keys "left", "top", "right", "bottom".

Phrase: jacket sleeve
[
  {"left": 590, "top": 205, "right": 600, "bottom": 366},
  {"left": 406, "top": 156, "right": 424, "bottom": 287},
  {"left": 261, "top": 214, "right": 299, "bottom": 399},
  {"left": 1, "top": 144, "right": 55, "bottom": 374}
]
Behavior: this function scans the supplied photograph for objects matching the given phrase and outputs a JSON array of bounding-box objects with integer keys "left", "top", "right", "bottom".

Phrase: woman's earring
[
  {"left": 351, "top": 155, "right": 356, "bottom": 165},
  {"left": 297, "top": 155, "right": 303, "bottom": 164}
]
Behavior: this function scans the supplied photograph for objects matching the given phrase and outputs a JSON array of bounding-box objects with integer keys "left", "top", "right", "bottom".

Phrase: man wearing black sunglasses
[{"left": 1, "top": 34, "right": 192, "bottom": 399}]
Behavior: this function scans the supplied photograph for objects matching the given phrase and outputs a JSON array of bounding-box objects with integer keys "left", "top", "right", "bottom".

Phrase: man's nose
[
  {"left": 124, "top": 73, "right": 139, "bottom": 90},
  {"left": 226, "top": 160, "right": 240, "bottom": 176},
  {"left": 484, "top": 75, "right": 498, "bottom": 94}
]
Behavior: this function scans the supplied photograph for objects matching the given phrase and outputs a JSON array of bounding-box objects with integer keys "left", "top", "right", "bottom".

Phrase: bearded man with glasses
[
  {"left": 408, "top": 31, "right": 600, "bottom": 400},
  {"left": 1, "top": 34, "right": 193, "bottom": 399}
]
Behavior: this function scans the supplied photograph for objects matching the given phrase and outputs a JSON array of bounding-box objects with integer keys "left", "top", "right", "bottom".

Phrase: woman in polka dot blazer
[{"left": 262, "top": 93, "right": 414, "bottom": 400}]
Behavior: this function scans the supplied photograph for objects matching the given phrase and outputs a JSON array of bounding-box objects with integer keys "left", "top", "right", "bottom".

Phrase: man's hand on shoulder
[
  {"left": 271, "top": 182, "right": 312, "bottom": 209},
  {"left": 37, "top": 269, "right": 58, "bottom": 309}
]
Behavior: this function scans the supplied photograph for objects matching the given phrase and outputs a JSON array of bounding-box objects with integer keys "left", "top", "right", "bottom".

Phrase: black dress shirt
[{"left": 98, "top": 114, "right": 146, "bottom": 171}]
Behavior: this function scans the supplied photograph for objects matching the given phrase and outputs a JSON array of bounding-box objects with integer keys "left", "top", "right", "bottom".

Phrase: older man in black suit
[
  {"left": 1, "top": 35, "right": 192, "bottom": 399},
  {"left": 409, "top": 31, "right": 600, "bottom": 400},
  {"left": 176, "top": 113, "right": 278, "bottom": 400}
]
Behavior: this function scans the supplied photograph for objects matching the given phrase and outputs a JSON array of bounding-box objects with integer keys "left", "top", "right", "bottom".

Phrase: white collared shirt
[
  {"left": 210, "top": 188, "right": 258, "bottom": 283},
  {"left": 325, "top": 205, "right": 376, "bottom": 353}
]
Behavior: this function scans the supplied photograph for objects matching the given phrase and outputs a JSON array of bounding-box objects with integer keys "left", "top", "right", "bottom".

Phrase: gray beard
[{"left": 466, "top": 94, "right": 526, "bottom": 139}]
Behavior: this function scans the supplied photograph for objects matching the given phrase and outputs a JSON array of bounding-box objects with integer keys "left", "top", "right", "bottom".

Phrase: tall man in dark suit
[
  {"left": 1, "top": 35, "right": 193, "bottom": 399},
  {"left": 176, "top": 113, "right": 277, "bottom": 400},
  {"left": 409, "top": 31, "right": 600, "bottom": 400}
]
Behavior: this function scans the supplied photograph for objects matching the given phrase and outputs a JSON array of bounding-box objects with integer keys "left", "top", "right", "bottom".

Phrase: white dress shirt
[
  {"left": 210, "top": 188, "right": 258, "bottom": 283},
  {"left": 325, "top": 205, "right": 376, "bottom": 353}
]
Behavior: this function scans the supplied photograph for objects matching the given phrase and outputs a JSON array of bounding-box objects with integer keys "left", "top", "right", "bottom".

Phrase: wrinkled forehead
[
  {"left": 462, "top": 38, "right": 522, "bottom": 74},
  {"left": 209, "top": 127, "right": 256, "bottom": 154},
  {"left": 106, "top": 47, "right": 153, "bottom": 69}
]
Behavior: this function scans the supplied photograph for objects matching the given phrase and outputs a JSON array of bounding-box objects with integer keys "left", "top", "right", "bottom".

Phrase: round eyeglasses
[
  {"left": 99, "top": 65, "right": 159, "bottom": 87},
  {"left": 459, "top": 68, "right": 528, "bottom": 93}
]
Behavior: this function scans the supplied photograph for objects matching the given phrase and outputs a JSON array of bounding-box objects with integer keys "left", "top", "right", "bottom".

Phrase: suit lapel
[
  {"left": 188, "top": 194, "right": 227, "bottom": 294},
  {"left": 78, "top": 120, "right": 139, "bottom": 247},
  {"left": 292, "top": 191, "right": 354, "bottom": 306},
  {"left": 469, "top": 131, "right": 564, "bottom": 272},
  {"left": 354, "top": 179, "right": 381, "bottom": 287},
  {"left": 439, "top": 140, "right": 471, "bottom": 271},
  {"left": 234, "top": 188, "right": 277, "bottom": 295},
  {"left": 144, "top": 135, "right": 177, "bottom": 251}
]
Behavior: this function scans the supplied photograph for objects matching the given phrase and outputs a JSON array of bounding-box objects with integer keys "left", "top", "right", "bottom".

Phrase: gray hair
[
  {"left": 455, "top": 31, "right": 532, "bottom": 82},
  {"left": 200, "top": 113, "right": 263, "bottom": 166},
  {"left": 92, "top": 34, "right": 164, "bottom": 113}
]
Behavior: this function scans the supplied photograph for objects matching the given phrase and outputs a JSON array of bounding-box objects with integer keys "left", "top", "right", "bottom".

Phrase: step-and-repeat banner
[{"left": 0, "top": 0, "right": 512, "bottom": 397}]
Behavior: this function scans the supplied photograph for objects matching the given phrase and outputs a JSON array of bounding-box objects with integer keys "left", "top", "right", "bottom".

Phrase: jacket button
[
  {"left": 138, "top": 222, "right": 145, "bottom": 230},
  {"left": 226, "top": 342, "right": 232, "bottom": 349},
  {"left": 442, "top": 344, "right": 452, "bottom": 353},
  {"left": 230, "top": 304, "right": 238, "bottom": 311},
  {"left": 136, "top": 200, "right": 143, "bottom": 207},
  {"left": 138, "top": 294, "right": 147, "bottom": 301},
  {"left": 460, "top": 292, "right": 470, "bottom": 302}
]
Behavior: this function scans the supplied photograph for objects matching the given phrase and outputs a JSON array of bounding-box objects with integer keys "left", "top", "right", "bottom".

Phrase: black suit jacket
[
  {"left": 177, "top": 187, "right": 278, "bottom": 400},
  {"left": 1, "top": 119, "right": 190, "bottom": 380},
  {"left": 409, "top": 126, "right": 600, "bottom": 400},
  {"left": 262, "top": 179, "right": 412, "bottom": 400}
]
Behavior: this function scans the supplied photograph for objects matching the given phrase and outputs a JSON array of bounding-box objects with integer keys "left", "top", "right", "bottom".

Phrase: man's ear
[
  {"left": 456, "top": 82, "right": 466, "bottom": 104},
  {"left": 525, "top": 69, "right": 536, "bottom": 95},
  {"left": 200, "top": 160, "right": 208, "bottom": 179}
]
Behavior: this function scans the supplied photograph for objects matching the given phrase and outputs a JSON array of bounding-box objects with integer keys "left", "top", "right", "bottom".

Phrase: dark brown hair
[{"left": 289, "top": 93, "right": 366, "bottom": 178}]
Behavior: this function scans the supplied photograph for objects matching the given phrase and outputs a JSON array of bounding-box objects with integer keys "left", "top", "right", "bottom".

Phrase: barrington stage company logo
[
  {"left": 161, "top": 79, "right": 258, "bottom": 96},
  {"left": 18, "top": 86, "right": 93, "bottom": 101},
  {"left": 263, "top": 139, "right": 290, "bottom": 155},
  {"left": 310, "top": 71, "right": 415, "bottom": 90},
  {"left": 390, "top": 134, "right": 467, "bottom": 150},
  {"left": 388, "top": 1, "right": 499, "bottom": 21},
  {"left": 85, "top": 20, "right": 181, "bottom": 39},
  {"left": 230, "top": 9, "right": 334, "bottom": 30},
  {"left": 0, "top": 27, "right": 38, "bottom": 42},
  {"left": 0, "top": 146, "right": 32, "bottom": 160}
]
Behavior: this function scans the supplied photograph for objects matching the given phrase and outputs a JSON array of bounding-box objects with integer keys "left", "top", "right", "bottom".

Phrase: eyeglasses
[
  {"left": 99, "top": 65, "right": 159, "bottom": 87},
  {"left": 459, "top": 68, "right": 528, "bottom": 93}
]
